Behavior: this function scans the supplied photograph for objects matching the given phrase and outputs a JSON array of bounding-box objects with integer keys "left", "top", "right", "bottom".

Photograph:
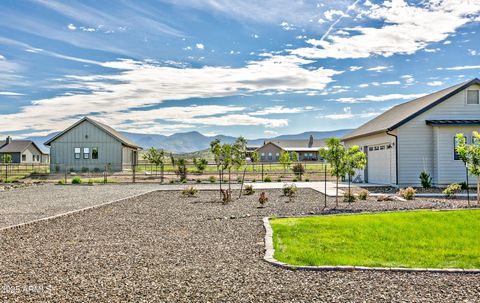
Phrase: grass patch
[{"left": 271, "top": 210, "right": 480, "bottom": 269}]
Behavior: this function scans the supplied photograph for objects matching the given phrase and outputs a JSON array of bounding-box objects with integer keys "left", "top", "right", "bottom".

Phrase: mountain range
[{"left": 28, "top": 129, "right": 352, "bottom": 154}]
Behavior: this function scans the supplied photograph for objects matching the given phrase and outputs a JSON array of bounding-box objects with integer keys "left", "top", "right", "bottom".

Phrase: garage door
[{"left": 367, "top": 144, "right": 391, "bottom": 184}]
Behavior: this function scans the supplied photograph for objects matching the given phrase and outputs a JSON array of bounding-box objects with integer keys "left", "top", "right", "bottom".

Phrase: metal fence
[{"left": 0, "top": 161, "right": 335, "bottom": 184}]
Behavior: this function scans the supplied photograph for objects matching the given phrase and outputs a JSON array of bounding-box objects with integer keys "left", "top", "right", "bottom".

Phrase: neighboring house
[
  {"left": 342, "top": 78, "right": 480, "bottom": 186},
  {"left": 45, "top": 117, "right": 141, "bottom": 172},
  {"left": 0, "top": 136, "right": 49, "bottom": 164},
  {"left": 254, "top": 135, "right": 325, "bottom": 162}
]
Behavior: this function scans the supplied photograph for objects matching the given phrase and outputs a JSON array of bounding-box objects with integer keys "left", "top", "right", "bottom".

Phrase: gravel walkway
[
  {"left": 1, "top": 189, "right": 479, "bottom": 302},
  {"left": 0, "top": 184, "right": 160, "bottom": 228}
]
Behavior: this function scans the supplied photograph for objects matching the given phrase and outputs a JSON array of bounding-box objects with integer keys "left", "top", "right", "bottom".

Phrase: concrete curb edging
[
  {"left": 0, "top": 189, "right": 160, "bottom": 233},
  {"left": 262, "top": 216, "right": 480, "bottom": 274}
]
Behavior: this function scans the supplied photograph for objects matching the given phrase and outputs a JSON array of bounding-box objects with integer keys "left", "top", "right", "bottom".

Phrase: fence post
[
  {"left": 261, "top": 164, "right": 264, "bottom": 181},
  {"left": 104, "top": 165, "right": 107, "bottom": 184},
  {"left": 132, "top": 164, "right": 136, "bottom": 183},
  {"left": 324, "top": 163, "right": 327, "bottom": 208},
  {"left": 64, "top": 166, "right": 67, "bottom": 184}
]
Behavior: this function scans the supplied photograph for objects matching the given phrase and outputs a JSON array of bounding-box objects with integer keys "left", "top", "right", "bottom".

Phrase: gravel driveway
[
  {"left": 0, "top": 189, "right": 478, "bottom": 302},
  {"left": 0, "top": 184, "right": 160, "bottom": 228}
]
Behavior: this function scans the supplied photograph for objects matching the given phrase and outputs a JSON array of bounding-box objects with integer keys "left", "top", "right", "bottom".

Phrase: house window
[
  {"left": 275, "top": 152, "right": 280, "bottom": 160},
  {"left": 22, "top": 154, "right": 26, "bottom": 161},
  {"left": 454, "top": 136, "right": 462, "bottom": 160},
  {"left": 83, "top": 148, "right": 90, "bottom": 159},
  {"left": 268, "top": 152, "right": 272, "bottom": 160},
  {"left": 74, "top": 147, "right": 81, "bottom": 159},
  {"left": 260, "top": 152, "right": 265, "bottom": 160},
  {"left": 36, "top": 155, "right": 40, "bottom": 162},
  {"left": 466, "top": 90, "right": 479, "bottom": 104},
  {"left": 92, "top": 147, "right": 99, "bottom": 159}
]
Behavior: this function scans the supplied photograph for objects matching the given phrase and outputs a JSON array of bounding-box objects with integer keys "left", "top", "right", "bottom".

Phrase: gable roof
[
  {"left": 44, "top": 117, "right": 140, "bottom": 149},
  {"left": 0, "top": 140, "right": 46, "bottom": 154},
  {"left": 342, "top": 78, "right": 480, "bottom": 141},
  {"left": 265, "top": 139, "right": 325, "bottom": 149}
]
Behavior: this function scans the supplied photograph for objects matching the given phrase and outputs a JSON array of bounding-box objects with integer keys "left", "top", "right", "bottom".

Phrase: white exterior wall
[
  {"left": 343, "top": 131, "right": 397, "bottom": 184},
  {"left": 396, "top": 83, "right": 480, "bottom": 186}
]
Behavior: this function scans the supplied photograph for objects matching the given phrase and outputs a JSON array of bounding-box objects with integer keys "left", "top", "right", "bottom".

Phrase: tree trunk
[
  {"left": 161, "top": 165, "right": 164, "bottom": 184},
  {"left": 228, "top": 168, "right": 231, "bottom": 192},
  {"left": 335, "top": 176, "right": 339, "bottom": 208},
  {"left": 477, "top": 176, "right": 479, "bottom": 205},
  {"left": 348, "top": 174, "right": 351, "bottom": 203},
  {"left": 239, "top": 167, "right": 247, "bottom": 198},
  {"left": 219, "top": 168, "right": 222, "bottom": 200}
]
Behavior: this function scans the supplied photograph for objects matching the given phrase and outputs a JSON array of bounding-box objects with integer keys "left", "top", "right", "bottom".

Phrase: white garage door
[{"left": 367, "top": 144, "right": 391, "bottom": 184}]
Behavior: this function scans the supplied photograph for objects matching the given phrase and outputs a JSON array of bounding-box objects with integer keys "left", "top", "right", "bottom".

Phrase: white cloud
[
  {"left": 437, "top": 65, "right": 480, "bottom": 71},
  {"left": 67, "top": 23, "right": 76, "bottom": 30},
  {"left": 324, "top": 9, "right": 346, "bottom": 21},
  {"left": 468, "top": 49, "right": 478, "bottom": 56},
  {"left": 367, "top": 65, "right": 389, "bottom": 72},
  {"left": 195, "top": 43, "right": 205, "bottom": 50},
  {"left": 336, "top": 93, "right": 426, "bottom": 103},
  {"left": 251, "top": 106, "right": 316, "bottom": 116},
  {"left": 280, "top": 21, "right": 295, "bottom": 31},
  {"left": 349, "top": 65, "right": 362, "bottom": 71},
  {"left": 358, "top": 83, "right": 369, "bottom": 88},
  {"left": 0, "top": 92, "right": 24, "bottom": 96},
  {"left": 291, "top": 1, "right": 480, "bottom": 59},
  {"left": 382, "top": 81, "right": 401, "bottom": 85},
  {"left": 322, "top": 106, "right": 381, "bottom": 120},
  {"left": 0, "top": 55, "right": 341, "bottom": 134},
  {"left": 264, "top": 130, "right": 279, "bottom": 136},
  {"left": 443, "top": 40, "right": 451, "bottom": 44},
  {"left": 424, "top": 48, "right": 439, "bottom": 53},
  {"left": 427, "top": 80, "right": 444, "bottom": 86}
]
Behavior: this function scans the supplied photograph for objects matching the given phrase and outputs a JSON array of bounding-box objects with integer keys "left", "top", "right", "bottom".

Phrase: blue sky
[{"left": 0, "top": 0, "right": 479, "bottom": 139}]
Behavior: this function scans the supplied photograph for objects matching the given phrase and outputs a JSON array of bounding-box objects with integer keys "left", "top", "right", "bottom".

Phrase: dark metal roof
[
  {"left": 426, "top": 120, "right": 480, "bottom": 126},
  {"left": 45, "top": 117, "right": 140, "bottom": 149},
  {"left": 342, "top": 78, "right": 480, "bottom": 141}
]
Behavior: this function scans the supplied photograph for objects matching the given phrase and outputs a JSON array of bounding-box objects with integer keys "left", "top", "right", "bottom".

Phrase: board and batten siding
[
  {"left": 49, "top": 120, "right": 123, "bottom": 172},
  {"left": 396, "top": 83, "right": 480, "bottom": 186},
  {"left": 343, "top": 131, "right": 397, "bottom": 184}
]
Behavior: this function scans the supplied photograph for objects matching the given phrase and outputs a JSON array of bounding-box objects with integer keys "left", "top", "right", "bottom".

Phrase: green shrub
[
  {"left": 292, "top": 178, "right": 298, "bottom": 182},
  {"left": 244, "top": 185, "right": 255, "bottom": 195},
  {"left": 88, "top": 178, "right": 94, "bottom": 185},
  {"left": 81, "top": 167, "right": 89, "bottom": 173},
  {"left": 209, "top": 176, "right": 216, "bottom": 183},
  {"left": 460, "top": 181, "right": 468, "bottom": 190},
  {"left": 169, "top": 180, "right": 175, "bottom": 184},
  {"left": 343, "top": 192, "right": 357, "bottom": 203},
  {"left": 399, "top": 187, "right": 416, "bottom": 200},
  {"left": 57, "top": 179, "right": 65, "bottom": 185},
  {"left": 443, "top": 183, "right": 462, "bottom": 198},
  {"left": 237, "top": 176, "right": 243, "bottom": 183},
  {"left": 277, "top": 178, "right": 282, "bottom": 182},
  {"left": 252, "top": 178, "right": 256, "bottom": 183},
  {"left": 55, "top": 165, "right": 61, "bottom": 173},
  {"left": 93, "top": 167, "right": 101, "bottom": 173},
  {"left": 419, "top": 171, "right": 432, "bottom": 189},
  {"left": 292, "top": 163, "right": 305, "bottom": 180},
  {"left": 358, "top": 190, "right": 369, "bottom": 201},
  {"left": 305, "top": 178, "right": 310, "bottom": 182},
  {"left": 196, "top": 179, "right": 202, "bottom": 184},
  {"left": 264, "top": 176, "right": 272, "bottom": 182},
  {"left": 71, "top": 176, "right": 82, "bottom": 184},
  {"left": 181, "top": 179, "right": 187, "bottom": 184},
  {"left": 283, "top": 184, "right": 298, "bottom": 196},
  {"left": 182, "top": 186, "right": 198, "bottom": 197}
]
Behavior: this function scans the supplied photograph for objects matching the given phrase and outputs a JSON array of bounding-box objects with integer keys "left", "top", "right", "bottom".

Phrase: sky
[{"left": 0, "top": 0, "right": 479, "bottom": 139}]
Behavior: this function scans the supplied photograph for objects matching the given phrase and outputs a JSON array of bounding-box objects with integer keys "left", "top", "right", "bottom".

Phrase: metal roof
[
  {"left": 426, "top": 120, "right": 480, "bottom": 126},
  {"left": 342, "top": 78, "right": 480, "bottom": 141},
  {"left": 264, "top": 139, "right": 325, "bottom": 149},
  {"left": 44, "top": 117, "right": 140, "bottom": 149}
]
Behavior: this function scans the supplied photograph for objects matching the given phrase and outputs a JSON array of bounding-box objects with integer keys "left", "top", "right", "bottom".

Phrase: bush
[
  {"left": 182, "top": 186, "right": 198, "bottom": 197},
  {"left": 181, "top": 179, "right": 187, "bottom": 184},
  {"left": 258, "top": 192, "right": 268, "bottom": 207},
  {"left": 81, "top": 167, "right": 89, "bottom": 173},
  {"left": 419, "top": 171, "right": 432, "bottom": 189},
  {"left": 93, "top": 167, "right": 101, "bottom": 173},
  {"left": 282, "top": 183, "right": 298, "bottom": 196},
  {"left": 252, "top": 178, "right": 256, "bottom": 183},
  {"left": 244, "top": 185, "right": 255, "bottom": 195},
  {"left": 169, "top": 180, "right": 175, "bottom": 184},
  {"left": 399, "top": 187, "right": 416, "bottom": 200},
  {"left": 209, "top": 176, "right": 216, "bottom": 183},
  {"left": 221, "top": 189, "right": 232, "bottom": 204},
  {"left": 237, "top": 176, "right": 243, "bottom": 183},
  {"left": 57, "top": 179, "right": 65, "bottom": 185},
  {"left": 277, "top": 178, "right": 282, "bottom": 182},
  {"left": 264, "top": 176, "right": 272, "bottom": 182},
  {"left": 88, "top": 178, "right": 94, "bottom": 185},
  {"left": 292, "top": 178, "right": 298, "bottom": 182},
  {"left": 292, "top": 163, "right": 305, "bottom": 180},
  {"left": 305, "top": 178, "right": 310, "bottom": 182},
  {"left": 358, "top": 190, "right": 369, "bottom": 201},
  {"left": 460, "top": 181, "right": 468, "bottom": 190},
  {"left": 71, "top": 176, "right": 82, "bottom": 184},
  {"left": 343, "top": 192, "right": 357, "bottom": 203},
  {"left": 196, "top": 179, "right": 202, "bottom": 184},
  {"left": 443, "top": 183, "right": 462, "bottom": 198},
  {"left": 55, "top": 165, "right": 61, "bottom": 173}
]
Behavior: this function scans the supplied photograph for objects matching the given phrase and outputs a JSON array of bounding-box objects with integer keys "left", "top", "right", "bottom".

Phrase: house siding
[
  {"left": 49, "top": 120, "right": 123, "bottom": 172},
  {"left": 256, "top": 143, "right": 283, "bottom": 162},
  {"left": 396, "top": 83, "right": 480, "bottom": 186}
]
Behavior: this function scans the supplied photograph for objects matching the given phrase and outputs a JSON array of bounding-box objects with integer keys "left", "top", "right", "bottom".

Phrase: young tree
[
  {"left": 175, "top": 158, "right": 188, "bottom": 181},
  {"left": 1, "top": 154, "right": 12, "bottom": 163},
  {"left": 143, "top": 148, "right": 166, "bottom": 182},
  {"left": 193, "top": 157, "right": 208, "bottom": 174},
  {"left": 279, "top": 151, "right": 292, "bottom": 176},
  {"left": 233, "top": 137, "right": 248, "bottom": 197},
  {"left": 343, "top": 145, "right": 367, "bottom": 201},
  {"left": 250, "top": 151, "right": 259, "bottom": 171},
  {"left": 319, "top": 138, "right": 346, "bottom": 207},
  {"left": 290, "top": 151, "right": 299, "bottom": 162},
  {"left": 456, "top": 132, "right": 480, "bottom": 205}
]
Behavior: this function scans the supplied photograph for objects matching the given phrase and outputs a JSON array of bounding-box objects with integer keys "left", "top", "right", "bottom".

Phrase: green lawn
[{"left": 271, "top": 210, "right": 480, "bottom": 269}]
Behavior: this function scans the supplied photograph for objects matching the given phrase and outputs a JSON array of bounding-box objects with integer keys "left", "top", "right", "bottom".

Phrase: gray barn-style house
[{"left": 45, "top": 117, "right": 141, "bottom": 172}]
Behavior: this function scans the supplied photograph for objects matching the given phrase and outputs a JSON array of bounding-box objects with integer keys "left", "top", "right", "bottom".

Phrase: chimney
[
  {"left": 308, "top": 135, "right": 313, "bottom": 147},
  {"left": 6, "top": 136, "right": 12, "bottom": 145}
]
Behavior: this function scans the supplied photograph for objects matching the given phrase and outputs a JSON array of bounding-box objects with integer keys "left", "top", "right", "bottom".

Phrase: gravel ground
[
  {"left": 1, "top": 189, "right": 479, "bottom": 302},
  {"left": 0, "top": 183, "right": 160, "bottom": 228}
]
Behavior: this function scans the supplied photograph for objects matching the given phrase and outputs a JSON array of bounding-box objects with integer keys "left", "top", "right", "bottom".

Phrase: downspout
[{"left": 386, "top": 130, "right": 399, "bottom": 186}]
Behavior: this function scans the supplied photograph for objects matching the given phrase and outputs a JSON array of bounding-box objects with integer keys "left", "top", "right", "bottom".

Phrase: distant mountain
[{"left": 27, "top": 129, "right": 352, "bottom": 154}]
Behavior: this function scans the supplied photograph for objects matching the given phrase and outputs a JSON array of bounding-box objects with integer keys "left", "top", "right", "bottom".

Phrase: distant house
[
  {"left": 253, "top": 135, "right": 325, "bottom": 162},
  {"left": 343, "top": 78, "right": 480, "bottom": 186},
  {"left": 0, "top": 136, "right": 49, "bottom": 164},
  {"left": 45, "top": 117, "right": 141, "bottom": 172}
]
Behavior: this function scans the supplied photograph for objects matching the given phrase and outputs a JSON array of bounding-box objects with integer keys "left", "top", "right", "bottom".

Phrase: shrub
[
  {"left": 93, "top": 167, "right": 101, "bottom": 173},
  {"left": 69, "top": 168, "right": 75, "bottom": 173},
  {"left": 292, "top": 163, "right": 305, "bottom": 180},
  {"left": 460, "top": 181, "right": 468, "bottom": 190},
  {"left": 292, "top": 178, "right": 298, "bottom": 182},
  {"left": 81, "top": 167, "right": 89, "bottom": 173},
  {"left": 196, "top": 179, "right": 202, "bottom": 184},
  {"left": 264, "top": 176, "right": 272, "bottom": 182},
  {"left": 221, "top": 189, "right": 232, "bottom": 204},
  {"left": 182, "top": 186, "right": 198, "bottom": 197},
  {"left": 71, "top": 176, "right": 82, "bottom": 184},
  {"left": 169, "top": 180, "right": 175, "bottom": 184},
  {"left": 283, "top": 184, "right": 298, "bottom": 202},
  {"left": 419, "top": 171, "right": 432, "bottom": 189},
  {"left": 258, "top": 192, "right": 268, "bottom": 207},
  {"left": 181, "top": 179, "right": 187, "bottom": 184},
  {"left": 252, "top": 178, "right": 256, "bottom": 183},
  {"left": 237, "top": 176, "right": 243, "bottom": 183},
  {"left": 343, "top": 192, "right": 357, "bottom": 203},
  {"left": 209, "top": 176, "right": 216, "bottom": 183},
  {"left": 88, "top": 178, "right": 94, "bottom": 185},
  {"left": 57, "top": 179, "right": 65, "bottom": 185},
  {"left": 244, "top": 185, "right": 255, "bottom": 195},
  {"left": 305, "top": 178, "right": 310, "bottom": 182},
  {"left": 399, "top": 187, "right": 416, "bottom": 200},
  {"left": 443, "top": 183, "right": 462, "bottom": 198},
  {"left": 358, "top": 190, "right": 369, "bottom": 201},
  {"left": 277, "top": 178, "right": 282, "bottom": 182},
  {"left": 55, "top": 165, "right": 61, "bottom": 173}
]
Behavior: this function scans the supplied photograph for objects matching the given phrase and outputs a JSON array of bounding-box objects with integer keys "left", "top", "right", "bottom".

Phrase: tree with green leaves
[
  {"left": 279, "top": 151, "right": 292, "bottom": 176},
  {"left": 343, "top": 145, "right": 367, "bottom": 201},
  {"left": 455, "top": 132, "right": 480, "bottom": 205},
  {"left": 290, "top": 151, "right": 299, "bottom": 162},
  {"left": 233, "top": 137, "right": 248, "bottom": 197},
  {"left": 143, "top": 148, "right": 166, "bottom": 182},
  {"left": 250, "top": 150, "right": 259, "bottom": 171},
  {"left": 193, "top": 157, "right": 208, "bottom": 174},
  {"left": 1, "top": 154, "right": 12, "bottom": 164},
  {"left": 319, "top": 138, "right": 346, "bottom": 207},
  {"left": 175, "top": 158, "right": 188, "bottom": 181}
]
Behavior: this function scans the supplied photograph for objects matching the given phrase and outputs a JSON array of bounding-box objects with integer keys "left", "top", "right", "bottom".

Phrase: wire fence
[{"left": 0, "top": 161, "right": 336, "bottom": 184}]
